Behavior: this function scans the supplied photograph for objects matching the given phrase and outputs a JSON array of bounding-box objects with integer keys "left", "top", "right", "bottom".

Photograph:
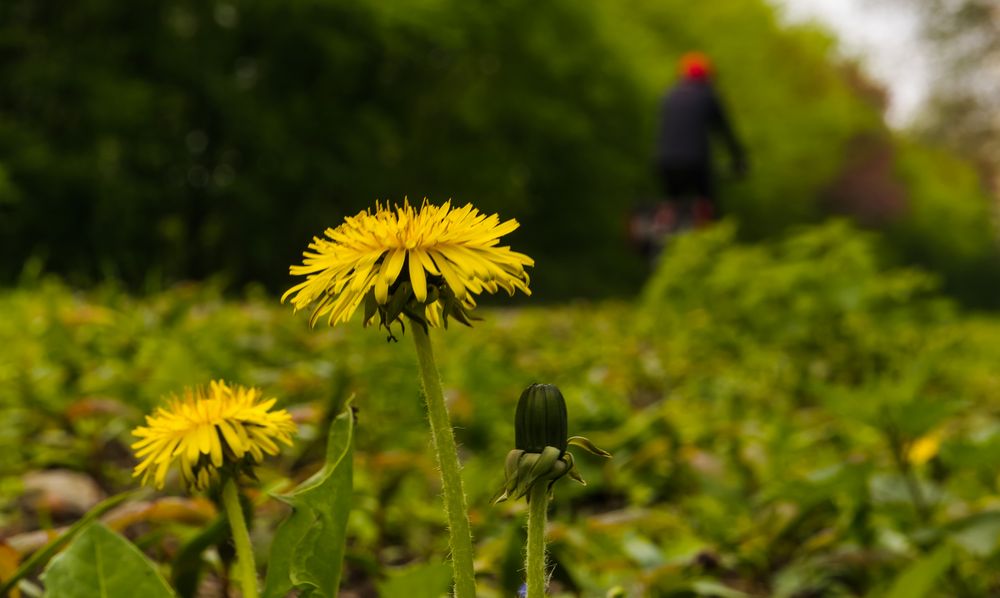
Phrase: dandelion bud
[
  {"left": 515, "top": 383, "right": 568, "bottom": 455},
  {"left": 495, "top": 383, "right": 610, "bottom": 504}
]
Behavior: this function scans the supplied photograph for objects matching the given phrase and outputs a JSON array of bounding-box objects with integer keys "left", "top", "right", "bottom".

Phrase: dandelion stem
[
  {"left": 409, "top": 322, "right": 478, "bottom": 598},
  {"left": 885, "top": 425, "right": 930, "bottom": 521},
  {"left": 222, "top": 477, "right": 258, "bottom": 598},
  {"left": 526, "top": 483, "right": 549, "bottom": 598}
]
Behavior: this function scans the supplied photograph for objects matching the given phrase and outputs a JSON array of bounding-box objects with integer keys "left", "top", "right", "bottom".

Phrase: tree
[{"left": 905, "top": 1, "right": 1000, "bottom": 191}]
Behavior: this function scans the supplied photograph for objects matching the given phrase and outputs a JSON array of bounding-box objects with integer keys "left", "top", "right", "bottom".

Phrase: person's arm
[{"left": 709, "top": 90, "right": 747, "bottom": 176}]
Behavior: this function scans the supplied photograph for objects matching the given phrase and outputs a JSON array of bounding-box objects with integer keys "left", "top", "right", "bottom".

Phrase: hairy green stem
[
  {"left": 526, "top": 483, "right": 549, "bottom": 598},
  {"left": 410, "top": 322, "right": 477, "bottom": 598},
  {"left": 222, "top": 477, "right": 258, "bottom": 598}
]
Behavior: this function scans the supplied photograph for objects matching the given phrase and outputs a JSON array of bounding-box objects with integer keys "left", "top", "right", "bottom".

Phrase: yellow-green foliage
[
  {"left": 888, "top": 141, "right": 1000, "bottom": 305},
  {"left": 3, "top": 222, "right": 1000, "bottom": 595}
]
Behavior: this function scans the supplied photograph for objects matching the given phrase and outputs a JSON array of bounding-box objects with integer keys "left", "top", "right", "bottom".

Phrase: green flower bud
[
  {"left": 495, "top": 384, "right": 611, "bottom": 504},
  {"left": 515, "top": 383, "right": 568, "bottom": 455}
]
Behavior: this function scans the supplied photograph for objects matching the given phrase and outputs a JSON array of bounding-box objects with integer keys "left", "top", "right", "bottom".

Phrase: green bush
[{"left": 4, "top": 221, "right": 1000, "bottom": 594}]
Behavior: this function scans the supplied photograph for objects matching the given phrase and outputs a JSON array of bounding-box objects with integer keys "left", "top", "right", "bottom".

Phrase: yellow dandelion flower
[
  {"left": 282, "top": 199, "right": 534, "bottom": 333},
  {"left": 908, "top": 430, "right": 943, "bottom": 466},
  {"left": 132, "top": 380, "right": 296, "bottom": 491}
]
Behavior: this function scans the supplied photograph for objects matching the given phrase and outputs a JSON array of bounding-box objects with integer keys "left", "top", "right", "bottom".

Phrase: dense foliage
[
  {"left": 2, "top": 222, "right": 999, "bottom": 596},
  {"left": 2, "top": 0, "right": 998, "bottom": 303}
]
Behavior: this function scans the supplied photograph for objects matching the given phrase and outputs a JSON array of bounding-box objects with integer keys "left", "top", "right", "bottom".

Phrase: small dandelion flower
[
  {"left": 282, "top": 199, "right": 534, "bottom": 336},
  {"left": 132, "top": 381, "right": 296, "bottom": 491}
]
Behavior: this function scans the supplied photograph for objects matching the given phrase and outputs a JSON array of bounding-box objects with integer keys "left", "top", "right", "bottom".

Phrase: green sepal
[
  {"left": 512, "top": 446, "right": 566, "bottom": 501},
  {"left": 422, "top": 285, "right": 440, "bottom": 305},
  {"left": 510, "top": 452, "right": 540, "bottom": 500},
  {"left": 438, "top": 286, "right": 456, "bottom": 329},
  {"left": 358, "top": 270, "right": 485, "bottom": 338},
  {"left": 384, "top": 281, "right": 412, "bottom": 324},
  {"left": 493, "top": 449, "right": 526, "bottom": 504},
  {"left": 568, "top": 435, "right": 611, "bottom": 458},
  {"left": 402, "top": 305, "right": 430, "bottom": 335},
  {"left": 563, "top": 452, "right": 587, "bottom": 486},
  {"left": 448, "top": 302, "right": 478, "bottom": 328},
  {"left": 522, "top": 446, "right": 561, "bottom": 489},
  {"left": 504, "top": 449, "right": 525, "bottom": 482},
  {"left": 362, "top": 289, "right": 378, "bottom": 327}
]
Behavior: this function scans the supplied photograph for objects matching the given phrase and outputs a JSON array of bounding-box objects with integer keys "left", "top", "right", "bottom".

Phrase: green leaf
[
  {"left": 376, "top": 562, "right": 453, "bottom": 598},
  {"left": 263, "top": 398, "right": 354, "bottom": 598},
  {"left": 0, "top": 492, "right": 132, "bottom": 596},
  {"left": 946, "top": 511, "right": 1000, "bottom": 557},
  {"left": 884, "top": 545, "right": 953, "bottom": 598},
  {"left": 41, "top": 523, "right": 174, "bottom": 598}
]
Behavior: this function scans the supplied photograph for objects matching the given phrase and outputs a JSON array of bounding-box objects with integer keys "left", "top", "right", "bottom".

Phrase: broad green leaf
[
  {"left": 376, "top": 562, "right": 453, "bottom": 598},
  {"left": 263, "top": 399, "right": 354, "bottom": 598},
  {"left": 885, "top": 545, "right": 953, "bottom": 598},
  {"left": 0, "top": 492, "right": 132, "bottom": 597},
  {"left": 41, "top": 523, "right": 174, "bottom": 598}
]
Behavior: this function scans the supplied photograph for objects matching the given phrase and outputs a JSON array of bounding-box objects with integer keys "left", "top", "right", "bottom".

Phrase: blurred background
[
  {"left": 0, "top": 0, "right": 998, "bottom": 303},
  {"left": 3, "top": 1, "right": 1000, "bottom": 596}
]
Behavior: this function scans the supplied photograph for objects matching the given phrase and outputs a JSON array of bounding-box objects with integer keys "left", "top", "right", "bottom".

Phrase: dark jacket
[{"left": 655, "top": 79, "right": 744, "bottom": 170}]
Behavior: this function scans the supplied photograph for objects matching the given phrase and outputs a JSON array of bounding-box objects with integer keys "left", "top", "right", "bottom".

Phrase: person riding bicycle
[{"left": 654, "top": 51, "right": 747, "bottom": 229}]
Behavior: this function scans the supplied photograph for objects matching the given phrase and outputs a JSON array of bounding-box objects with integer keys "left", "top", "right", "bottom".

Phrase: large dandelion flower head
[
  {"left": 132, "top": 381, "right": 296, "bottom": 491},
  {"left": 282, "top": 199, "right": 534, "bottom": 337}
]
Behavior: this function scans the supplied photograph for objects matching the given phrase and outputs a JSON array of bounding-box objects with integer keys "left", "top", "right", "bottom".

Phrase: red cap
[{"left": 680, "top": 52, "right": 712, "bottom": 80}]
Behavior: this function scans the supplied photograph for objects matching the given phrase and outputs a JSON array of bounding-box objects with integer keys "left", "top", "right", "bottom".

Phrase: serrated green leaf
[
  {"left": 263, "top": 398, "right": 354, "bottom": 598},
  {"left": 41, "top": 523, "right": 174, "bottom": 598},
  {"left": 885, "top": 544, "right": 953, "bottom": 598}
]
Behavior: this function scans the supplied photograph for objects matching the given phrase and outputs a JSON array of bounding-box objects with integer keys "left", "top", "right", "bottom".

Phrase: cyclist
[{"left": 654, "top": 51, "right": 747, "bottom": 230}]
